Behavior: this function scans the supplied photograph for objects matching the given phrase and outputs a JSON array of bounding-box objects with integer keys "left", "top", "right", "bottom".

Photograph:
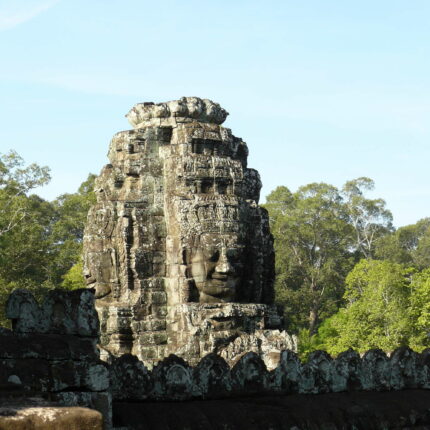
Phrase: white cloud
[{"left": 0, "top": 0, "right": 59, "bottom": 31}]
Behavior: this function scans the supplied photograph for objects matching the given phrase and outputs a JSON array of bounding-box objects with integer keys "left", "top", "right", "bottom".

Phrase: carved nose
[{"left": 215, "top": 249, "right": 233, "bottom": 274}]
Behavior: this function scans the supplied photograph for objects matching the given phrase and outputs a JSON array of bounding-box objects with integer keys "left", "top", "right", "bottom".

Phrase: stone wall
[
  {"left": 0, "top": 288, "right": 111, "bottom": 428},
  {"left": 110, "top": 347, "right": 430, "bottom": 402},
  {"left": 1, "top": 287, "right": 430, "bottom": 429}
]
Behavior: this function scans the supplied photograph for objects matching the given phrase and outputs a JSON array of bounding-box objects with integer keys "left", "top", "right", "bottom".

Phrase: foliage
[
  {"left": 47, "top": 174, "right": 96, "bottom": 285},
  {"left": 297, "top": 328, "right": 326, "bottom": 361},
  {"left": 341, "top": 177, "right": 393, "bottom": 259},
  {"left": 0, "top": 150, "right": 50, "bottom": 237},
  {"left": 0, "top": 194, "right": 54, "bottom": 286},
  {"left": 266, "top": 177, "right": 398, "bottom": 336},
  {"left": 266, "top": 183, "right": 354, "bottom": 334},
  {"left": 375, "top": 218, "right": 430, "bottom": 269},
  {"left": 0, "top": 153, "right": 95, "bottom": 327},
  {"left": 316, "top": 259, "right": 430, "bottom": 355},
  {"left": 409, "top": 268, "right": 430, "bottom": 349},
  {"left": 61, "top": 260, "right": 86, "bottom": 290}
]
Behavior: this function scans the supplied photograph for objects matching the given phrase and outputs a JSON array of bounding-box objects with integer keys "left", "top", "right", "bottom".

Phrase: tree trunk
[{"left": 309, "top": 308, "right": 319, "bottom": 336}]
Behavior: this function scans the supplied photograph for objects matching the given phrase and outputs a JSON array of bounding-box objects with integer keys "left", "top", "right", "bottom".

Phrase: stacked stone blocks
[{"left": 0, "top": 288, "right": 111, "bottom": 427}]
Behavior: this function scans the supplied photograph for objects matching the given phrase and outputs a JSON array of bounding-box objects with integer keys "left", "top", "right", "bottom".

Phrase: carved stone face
[{"left": 187, "top": 233, "right": 244, "bottom": 303}]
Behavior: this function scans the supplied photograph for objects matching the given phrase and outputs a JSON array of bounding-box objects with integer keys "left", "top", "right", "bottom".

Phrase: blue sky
[{"left": 1, "top": 0, "right": 429, "bottom": 227}]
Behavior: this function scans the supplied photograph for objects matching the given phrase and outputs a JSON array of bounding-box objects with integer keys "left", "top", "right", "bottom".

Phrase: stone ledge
[{"left": 0, "top": 400, "right": 102, "bottom": 430}]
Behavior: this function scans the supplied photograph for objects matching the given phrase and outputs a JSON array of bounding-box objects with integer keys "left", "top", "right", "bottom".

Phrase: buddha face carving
[{"left": 186, "top": 233, "right": 244, "bottom": 303}]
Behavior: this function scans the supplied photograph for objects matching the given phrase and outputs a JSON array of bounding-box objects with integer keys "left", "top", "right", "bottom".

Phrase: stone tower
[{"left": 83, "top": 97, "right": 296, "bottom": 369}]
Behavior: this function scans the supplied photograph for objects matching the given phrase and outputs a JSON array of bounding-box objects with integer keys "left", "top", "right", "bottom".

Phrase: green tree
[
  {"left": 266, "top": 178, "right": 396, "bottom": 336},
  {"left": 0, "top": 150, "right": 50, "bottom": 237},
  {"left": 409, "top": 268, "right": 430, "bottom": 350},
  {"left": 0, "top": 151, "right": 52, "bottom": 326},
  {"left": 0, "top": 165, "right": 95, "bottom": 326},
  {"left": 342, "top": 177, "right": 393, "bottom": 259},
  {"left": 61, "top": 260, "right": 85, "bottom": 290},
  {"left": 0, "top": 195, "right": 54, "bottom": 286},
  {"left": 375, "top": 218, "right": 430, "bottom": 269},
  {"left": 266, "top": 183, "right": 354, "bottom": 334},
  {"left": 319, "top": 259, "right": 415, "bottom": 355},
  {"left": 46, "top": 174, "right": 96, "bottom": 285}
]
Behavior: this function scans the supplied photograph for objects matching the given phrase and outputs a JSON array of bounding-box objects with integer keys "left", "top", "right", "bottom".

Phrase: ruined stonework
[
  {"left": 1, "top": 289, "right": 111, "bottom": 428},
  {"left": 83, "top": 97, "right": 296, "bottom": 368}
]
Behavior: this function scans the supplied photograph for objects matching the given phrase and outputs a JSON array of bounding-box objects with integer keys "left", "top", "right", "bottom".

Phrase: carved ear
[
  {"left": 182, "top": 248, "right": 190, "bottom": 265},
  {"left": 188, "top": 279, "right": 199, "bottom": 302}
]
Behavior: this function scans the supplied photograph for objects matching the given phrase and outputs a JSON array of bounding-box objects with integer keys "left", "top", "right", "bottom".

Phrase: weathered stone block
[
  {"left": 231, "top": 352, "right": 269, "bottom": 395},
  {"left": 360, "top": 349, "right": 391, "bottom": 391},
  {"left": 6, "top": 289, "right": 42, "bottom": 333},
  {"left": 50, "top": 360, "right": 81, "bottom": 392},
  {"left": 137, "top": 346, "right": 158, "bottom": 360},
  {"left": 81, "top": 362, "right": 110, "bottom": 392},
  {"left": 0, "top": 358, "right": 51, "bottom": 392},
  {"left": 110, "top": 354, "right": 152, "bottom": 401},
  {"left": 193, "top": 353, "right": 232, "bottom": 398},
  {"left": 152, "top": 305, "right": 167, "bottom": 318},
  {"left": 151, "top": 355, "right": 193, "bottom": 400},
  {"left": 271, "top": 349, "right": 302, "bottom": 393},
  {"left": 390, "top": 346, "right": 419, "bottom": 389},
  {"left": 152, "top": 332, "right": 168, "bottom": 345},
  {"left": 41, "top": 289, "right": 99, "bottom": 336},
  {"left": 150, "top": 291, "right": 167, "bottom": 305},
  {"left": 53, "top": 391, "right": 112, "bottom": 429},
  {"left": 0, "top": 404, "right": 103, "bottom": 430},
  {"left": 418, "top": 348, "right": 430, "bottom": 388},
  {"left": 299, "top": 351, "right": 332, "bottom": 394},
  {"left": 331, "top": 348, "right": 362, "bottom": 392}
]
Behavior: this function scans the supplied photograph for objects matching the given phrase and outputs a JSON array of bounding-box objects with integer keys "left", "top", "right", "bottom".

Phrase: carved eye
[
  {"left": 209, "top": 250, "right": 220, "bottom": 262},
  {"left": 226, "top": 249, "right": 244, "bottom": 265}
]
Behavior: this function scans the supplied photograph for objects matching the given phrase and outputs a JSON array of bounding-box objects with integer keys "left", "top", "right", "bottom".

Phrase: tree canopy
[
  {"left": 341, "top": 177, "right": 393, "bottom": 259},
  {"left": 266, "top": 183, "right": 354, "bottom": 334},
  {"left": 265, "top": 177, "right": 429, "bottom": 358},
  {"left": 0, "top": 150, "right": 50, "bottom": 237},
  {"left": 0, "top": 150, "right": 95, "bottom": 325},
  {"left": 375, "top": 217, "right": 430, "bottom": 269}
]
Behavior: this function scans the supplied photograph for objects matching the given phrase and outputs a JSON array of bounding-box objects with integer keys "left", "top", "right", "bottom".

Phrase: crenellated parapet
[{"left": 109, "top": 347, "right": 430, "bottom": 402}]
